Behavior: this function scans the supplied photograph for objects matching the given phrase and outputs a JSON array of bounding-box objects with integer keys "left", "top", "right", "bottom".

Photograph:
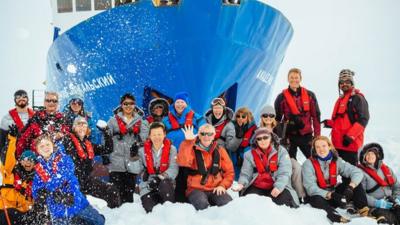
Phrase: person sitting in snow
[
  {"left": 177, "top": 124, "right": 234, "bottom": 210},
  {"left": 358, "top": 143, "right": 400, "bottom": 224},
  {"left": 32, "top": 133, "right": 105, "bottom": 225},
  {"left": 162, "top": 91, "right": 204, "bottom": 202},
  {"left": 0, "top": 127, "right": 35, "bottom": 225},
  {"left": 62, "top": 116, "right": 122, "bottom": 208},
  {"left": 204, "top": 97, "right": 234, "bottom": 148},
  {"left": 302, "top": 136, "right": 377, "bottom": 224},
  {"left": 127, "top": 122, "right": 178, "bottom": 212},
  {"left": 232, "top": 127, "right": 299, "bottom": 208},
  {"left": 146, "top": 98, "right": 169, "bottom": 124}
]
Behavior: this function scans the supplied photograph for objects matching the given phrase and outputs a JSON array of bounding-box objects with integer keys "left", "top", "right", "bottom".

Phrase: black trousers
[
  {"left": 81, "top": 175, "right": 122, "bottom": 208},
  {"left": 109, "top": 171, "right": 136, "bottom": 204},
  {"left": 0, "top": 209, "right": 25, "bottom": 225},
  {"left": 288, "top": 134, "right": 312, "bottom": 160},
  {"left": 337, "top": 150, "right": 358, "bottom": 186},
  {"left": 174, "top": 167, "right": 189, "bottom": 203},
  {"left": 242, "top": 185, "right": 298, "bottom": 208},
  {"left": 141, "top": 179, "right": 175, "bottom": 213},
  {"left": 306, "top": 183, "right": 368, "bottom": 223},
  {"left": 188, "top": 189, "right": 232, "bottom": 210},
  {"left": 370, "top": 207, "right": 400, "bottom": 225}
]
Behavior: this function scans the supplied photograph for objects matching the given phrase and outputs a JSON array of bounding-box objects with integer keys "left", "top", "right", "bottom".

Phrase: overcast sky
[{"left": 1, "top": 0, "right": 399, "bottom": 139}]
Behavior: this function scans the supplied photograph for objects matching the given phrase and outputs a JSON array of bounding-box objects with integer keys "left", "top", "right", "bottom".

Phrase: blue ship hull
[{"left": 46, "top": 0, "right": 293, "bottom": 121}]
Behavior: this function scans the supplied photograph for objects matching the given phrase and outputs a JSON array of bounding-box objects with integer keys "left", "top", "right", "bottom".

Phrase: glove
[
  {"left": 342, "top": 186, "right": 354, "bottom": 202},
  {"left": 96, "top": 120, "right": 108, "bottom": 132},
  {"left": 291, "top": 115, "right": 305, "bottom": 129},
  {"left": 53, "top": 189, "right": 74, "bottom": 206},
  {"left": 375, "top": 199, "right": 393, "bottom": 209},
  {"left": 342, "top": 135, "right": 353, "bottom": 147},
  {"left": 130, "top": 141, "right": 139, "bottom": 157},
  {"left": 331, "top": 191, "right": 347, "bottom": 208},
  {"left": 234, "top": 123, "right": 244, "bottom": 139},
  {"left": 102, "top": 155, "right": 111, "bottom": 165},
  {"left": 321, "top": 119, "right": 331, "bottom": 128},
  {"left": 35, "top": 189, "right": 49, "bottom": 205},
  {"left": 8, "top": 124, "right": 19, "bottom": 137},
  {"left": 148, "top": 176, "right": 162, "bottom": 191}
]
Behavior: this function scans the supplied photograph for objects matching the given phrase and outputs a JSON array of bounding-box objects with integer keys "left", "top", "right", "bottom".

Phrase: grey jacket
[
  {"left": 302, "top": 156, "right": 364, "bottom": 198},
  {"left": 127, "top": 143, "right": 178, "bottom": 196},
  {"left": 0, "top": 110, "right": 31, "bottom": 130},
  {"left": 360, "top": 162, "right": 400, "bottom": 207},
  {"left": 238, "top": 146, "right": 299, "bottom": 206},
  {"left": 205, "top": 107, "right": 234, "bottom": 148},
  {"left": 107, "top": 112, "right": 149, "bottom": 172}
]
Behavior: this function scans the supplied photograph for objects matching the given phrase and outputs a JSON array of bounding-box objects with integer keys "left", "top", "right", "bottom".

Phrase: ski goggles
[
  {"left": 256, "top": 135, "right": 271, "bottom": 141},
  {"left": 211, "top": 98, "right": 226, "bottom": 107}
]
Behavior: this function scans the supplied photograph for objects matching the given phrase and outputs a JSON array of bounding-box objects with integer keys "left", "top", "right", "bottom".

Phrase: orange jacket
[
  {"left": 0, "top": 136, "right": 33, "bottom": 212},
  {"left": 177, "top": 139, "right": 234, "bottom": 196}
]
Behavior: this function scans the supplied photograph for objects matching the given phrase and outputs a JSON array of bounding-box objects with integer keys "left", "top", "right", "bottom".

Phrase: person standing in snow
[
  {"left": 145, "top": 98, "right": 169, "bottom": 124},
  {"left": 0, "top": 90, "right": 35, "bottom": 151},
  {"left": 358, "top": 143, "right": 400, "bottom": 224},
  {"left": 162, "top": 91, "right": 204, "bottom": 202},
  {"left": 107, "top": 93, "right": 149, "bottom": 204},
  {"left": 204, "top": 97, "right": 234, "bottom": 148},
  {"left": 127, "top": 122, "right": 178, "bottom": 212},
  {"left": 177, "top": 124, "right": 234, "bottom": 210},
  {"left": 62, "top": 116, "right": 122, "bottom": 208},
  {"left": 302, "top": 136, "right": 373, "bottom": 224},
  {"left": 274, "top": 68, "right": 321, "bottom": 160},
  {"left": 323, "top": 69, "right": 369, "bottom": 167},
  {"left": 32, "top": 133, "right": 105, "bottom": 225},
  {"left": 16, "top": 91, "right": 69, "bottom": 158},
  {"left": 232, "top": 127, "right": 299, "bottom": 208}
]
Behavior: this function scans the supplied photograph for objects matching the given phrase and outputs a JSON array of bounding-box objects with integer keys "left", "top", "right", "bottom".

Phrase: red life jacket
[
  {"left": 13, "top": 173, "right": 33, "bottom": 198},
  {"left": 214, "top": 120, "right": 228, "bottom": 139},
  {"left": 240, "top": 124, "right": 257, "bottom": 147},
  {"left": 115, "top": 115, "right": 141, "bottom": 136},
  {"left": 282, "top": 87, "right": 310, "bottom": 115},
  {"left": 144, "top": 139, "right": 171, "bottom": 175},
  {"left": 34, "top": 154, "right": 62, "bottom": 183},
  {"left": 8, "top": 108, "right": 35, "bottom": 132},
  {"left": 310, "top": 158, "right": 337, "bottom": 189},
  {"left": 168, "top": 110, "right": 194, "bottom": 130},
  {"left": 70, "top": 133, "right": 94, "bottom": 160},
  {"left": 359, "top": 163, "right": 395, "bottom": 187},
  {"left": 146, "top": 115, "right": 154, "bottom": 124},
  {"left": 331, "top": 88, "right": 365, "bottom": 152},
  {"left": 251, "top": 146, "right": 277, "bottom": 189}
]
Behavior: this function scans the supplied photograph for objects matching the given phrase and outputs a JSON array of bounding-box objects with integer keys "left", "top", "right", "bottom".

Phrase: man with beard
[{"left": 0, "top": 90, "right": 35, "bottom": 151}]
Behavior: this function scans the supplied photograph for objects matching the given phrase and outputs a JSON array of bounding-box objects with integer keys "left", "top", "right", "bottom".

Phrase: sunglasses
[
  {"left": 211, "top": 98, "right": 226, "bottom": 107},
  {"left": 123, "top": 102, "right": 135, "bottom": 106},
  {"left": 262, "top": 114, "right": 275, "bottom": 119},
  {"left": 154, "top": 105, "right": 163, "bottom": 110},
  {"left": 15, "top": 95, "right": 28, "bottom": 99},
  {"left": 71, "top": 101, "right": 82, "bottom": 105},
  {"left": 256, "top": 135, "right": 271, "bottom": 141},
  {"left": 236, "top": 115, "right": 247, "bottom": 119},
  {"left": 200, "top": 132, "right": 214, "bottom": 137},
  {"left": 45, "top": 99, "right": 58, "bottom": 103}
]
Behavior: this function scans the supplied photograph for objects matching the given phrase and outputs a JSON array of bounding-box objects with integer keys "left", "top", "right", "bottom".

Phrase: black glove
[
  {"left": 321, "top": 119, "right": 331, "bottom": 128},
  {"left": 342, "top": 135, "right": 353, "bottom": 147},
  {"left": 8, "top": 124, "right": 19, "bottom": 138},
  {"left": 148, "top": 176, "right": 162, "bottom": 191},
  {"left": 291, "top": 115, "right": 305, "bottom": 129},
  {"left": 53, "top": 189, "right": 74, "bottom": 206},
  {"left": 331, "top": 191, "right": 347, "bottom": 208},
  {"left": 130, "top": 141, "right": 139, "bottom": 157},
  {"left": 36, "top": 188, "right": 49, "bottom": 204},
  {"left": 102, "top": 155, "right": 111, "bottom": 165},
  {"left": 343, "top": 186, "right": 354, "bottom": 202},
  {"left": 234, "top": 123, "right": 245, "bottom": 139}
]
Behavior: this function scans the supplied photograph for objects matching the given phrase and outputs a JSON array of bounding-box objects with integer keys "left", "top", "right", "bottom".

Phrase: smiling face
[
  {"left": 256, "top": 135, "right": 272, "bottom": 150},
  {"left": 288, "top": 72, "right": 302, "bottom": 90},
  {"left": 365, "top": 151, "right": 377, "bottom": 165},
  {"left": 15, "top": 95, "right": 28, "bottom": 108},
  {"left": 212, "top": 105, "right": 224, "bottom": 119},
  {"left": 20, "top": 159, "right": 35, "bottom": 171},
  {"left": 70, "top": 100, "right": 83, "bottom": 114},
  {"left": 73, "top": 121, "right": 88, "bottom": 139},
  {"left": 339, "top": 80, "right": 353, "bottom": 93},
  {"left": 121, "top": 99, "right": 135, "bottom": 115},
  {"left": 174, "top": 99, "right": 187, "bottom": 114},
  {"left": 149, "top": 127, "right": 166, "bottom": 147},
  {"left": 36, "top": 138, "right": 54, "bottom": 160},
  {"left": 44, "top": 94, "right": 59, "bottom": 114},
  {"left": 198, "top": 125, "right": 215, "bottom": 148},
  {"left": 314, "top": 139, "right": 331, "bottom": 158}
]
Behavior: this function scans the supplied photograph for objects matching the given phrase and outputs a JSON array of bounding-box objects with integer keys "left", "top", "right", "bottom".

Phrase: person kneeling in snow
[
  {"left": 359, "top": 143, "right": 399, "bottom": 224},
  {"left": 177, "top": 124, "right": 234, "bottom": 210},
  {"left": 127, "top": 122, "right": 178, "bottom": 212},
  {"left": 32, "top": 133, "right": 105, "bottom": 225},
  {"left": 302, "top": 136, "right": 374, "bottom": 224},
  {"left": 232, "top": 127, "right": 299, "bottom": 208}
]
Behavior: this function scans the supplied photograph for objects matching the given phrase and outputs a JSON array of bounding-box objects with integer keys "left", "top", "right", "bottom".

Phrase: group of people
[{"left": 0, "top": 68, "right": 399, "bottom": 225}]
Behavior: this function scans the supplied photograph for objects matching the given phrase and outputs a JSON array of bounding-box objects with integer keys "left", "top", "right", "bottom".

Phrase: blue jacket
[
  {"left": 162, "top": 105, "right": 204, "bottom": 149},
  {"left": 32, "top": 145, "right": 89, "bottom": 219}
]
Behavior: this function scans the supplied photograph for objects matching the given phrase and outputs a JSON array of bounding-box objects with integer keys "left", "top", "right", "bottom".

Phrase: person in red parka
[
  {"left": 274, "top": 68, "right": 321, "bottom": 160},
  {"left": 323, "top": 69, "right": 369, "bottom": 167}
]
